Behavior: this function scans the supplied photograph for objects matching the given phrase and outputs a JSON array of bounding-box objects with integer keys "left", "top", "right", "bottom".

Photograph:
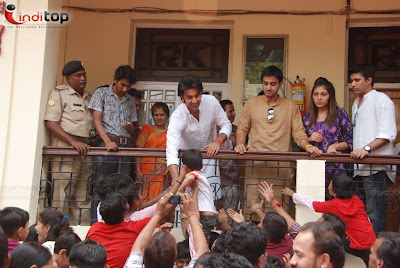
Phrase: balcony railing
[{"left": 40, "top": 146, "right": 400, "bottom": 231}]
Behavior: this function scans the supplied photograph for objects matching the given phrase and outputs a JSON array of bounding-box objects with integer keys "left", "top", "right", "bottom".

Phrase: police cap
[{"left": 62, "top": 61, "right": 85, "bottom": 76}]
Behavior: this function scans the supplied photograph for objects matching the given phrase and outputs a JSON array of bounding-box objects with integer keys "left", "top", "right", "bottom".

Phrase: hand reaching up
[
  {"left": 258, "top": 181, "right": 276, "bottom": 204},
  {"left": 227, "top": 208, "right": 245, "bottom": 224}
]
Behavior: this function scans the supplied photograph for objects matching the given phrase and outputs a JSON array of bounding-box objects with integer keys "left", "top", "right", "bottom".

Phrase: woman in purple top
[{"left": 303, "top": 77, "right": 353, "bottom": 186}]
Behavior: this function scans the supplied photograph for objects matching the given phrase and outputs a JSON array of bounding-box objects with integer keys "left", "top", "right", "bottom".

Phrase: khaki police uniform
[{"left": 44, "top": 83, "right": 94, "bottom": 225}]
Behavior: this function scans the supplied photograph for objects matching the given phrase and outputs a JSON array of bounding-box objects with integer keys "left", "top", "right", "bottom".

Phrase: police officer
[{"left": 44, "top": 60, "right": 94, "bottom": 225}]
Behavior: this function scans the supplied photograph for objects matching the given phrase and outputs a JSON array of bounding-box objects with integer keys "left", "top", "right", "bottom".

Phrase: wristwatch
[{"left": 364, "top": 145, "right": 371, "bottom": 153}]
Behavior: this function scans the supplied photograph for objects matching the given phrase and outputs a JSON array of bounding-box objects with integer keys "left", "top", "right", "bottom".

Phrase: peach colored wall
[
  {"left": 59, "top": 5, "right": 350, "bottom": 123},
  {"left": 0, "top": 0, "right": 62, "bottom": 223},
  {"left": 59, "top": 1, "right": 400, "bottom": 124}
]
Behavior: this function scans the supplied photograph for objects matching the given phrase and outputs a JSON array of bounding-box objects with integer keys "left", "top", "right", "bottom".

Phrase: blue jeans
[
  {"left": 355, "top": 171, "right": 391, "bottom": 234},
  {"left": 90, "top": 140, "right": 132, "bottom": 224}
]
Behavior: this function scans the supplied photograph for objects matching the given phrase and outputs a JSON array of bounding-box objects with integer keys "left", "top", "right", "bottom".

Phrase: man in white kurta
[
  {"left": 167, "top": 75, "right": 231, "bottom": 189},
  {"left": 166, "top": 75, "right": 231, "bottom": 234}
]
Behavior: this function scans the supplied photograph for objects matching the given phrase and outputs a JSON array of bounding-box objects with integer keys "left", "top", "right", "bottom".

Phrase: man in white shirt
[
  {"left": 167, "top": 75, "right": 232, "bottom": 185},
  {"left": 349, "top": 64, "right": 397, "bottom": 234},
  {"left": 166, "top": 75, "right": 231, "bottom": 234}
]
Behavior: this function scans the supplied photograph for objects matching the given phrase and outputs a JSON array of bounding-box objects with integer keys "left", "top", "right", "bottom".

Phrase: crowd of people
[
  {"left": 0, "top": 61, "right": 388, "bottom": 267},
  {"left": 0, "top": 180, "right": 399, "bottom": 267}
]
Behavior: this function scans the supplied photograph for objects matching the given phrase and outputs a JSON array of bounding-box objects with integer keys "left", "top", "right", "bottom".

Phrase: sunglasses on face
[{"left": 267, "top": 108, "right": 274, "bottom": 123}]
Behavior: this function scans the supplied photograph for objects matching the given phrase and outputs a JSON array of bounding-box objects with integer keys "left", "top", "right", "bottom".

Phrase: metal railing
[{"left": 40, "top": 146, "right": 400, "bottom": 231}]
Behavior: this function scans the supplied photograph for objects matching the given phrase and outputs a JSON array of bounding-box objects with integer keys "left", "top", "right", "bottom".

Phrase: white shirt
[
  {"left": 188, "top": 170, "right": 217, "bottom": 213},
  {"left": 166, "top": 94, "right": 232, "bottom": 167},
  {"left": 352, "top": 90, "right": 397, "bottom": 182}
]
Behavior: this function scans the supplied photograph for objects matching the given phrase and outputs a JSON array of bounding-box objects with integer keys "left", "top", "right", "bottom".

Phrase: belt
[
  {"left": 107, "top": 135, "right": 129, "bottom": 145},
  {"left": 69, "top": 134, "right": 90, "bottom": 144}
]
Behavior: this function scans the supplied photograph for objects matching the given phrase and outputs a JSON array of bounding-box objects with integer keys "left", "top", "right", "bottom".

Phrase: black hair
[
  {"left": 300, "top": 222, "right": 345, "bottom": 268},
  {"left": 54, "top": 231, "right": 82, "bottom": 257},
  {"left": 114, "top": 65, "right": 136, "bottom": 84},
  {"left": 0, "top": 207, "right": 29, "bottom": 237},
  {"left": 331, "top": 173, "right": 355, "bottom": 199},
  {"left": 195, "top": 252, "right": 253, "bottom": 268},
  {"left": 263, "top": 212, "right": 288, "bottom": 243},
  {"left": 322, "top": 213, "right": 346, "bottom": 239},
  {"left": 151, "top": 102, "right": 170, "bottom": 117},
  {"left": 182, "top": 149, "right": 202, "bottom": 171},
  {"left": 38, "top": 208, "right": 72, "bottom": 241},
  {"left": 265, "top": 254, "right": 285, "bottom": 268},
  {"left": 0, "top": 227, "right": 8, "bottom": 268},
  {"left": 224, "top": 222, "right": 267, "bottom": 265},
  {"left": 219, "top": 100, "right": 233, "bottom": 111},
  {"left": 194, "top": 252, "right": 213, "bottom": 267},
  {"left": 176, "top": 240, "right": 190, "bottom": 260},
  {"left": 24, "top": 224, "right": 38, "bottom": 242},
  {"left": 377, "top": 232, "right": 400, "bottom": 268},
  {"left": 348, "top": 64, "right": 375, "bottom": 87},
  {"left": 208, "top": 231, "right": 220, "bottom": 250},
  {"left": 95, "top": 176, "right": 121, "bottom": 201},
  {"left": 117, "top": 181, "right": 141, "bottom": 209},
  {"left": 9, "top": 241, "right": 52, "bottom": 268},
  {"left": 99, "top": 193, "right": 126, "bottom": 225},
  {"left": 69, "top": 239, "right": 107, "bottom": 268},
  {"left": 177, "top": 75, "right": 203, "bottom": 96},
  {"left": 261, "top": 66, "right": 283, "bottom": 83},
  {"left": 213, "top": 232, "right": 226, "bottom": 253},
  {"left": 127, "top": 88, "right": 142, "bottom": 99}
]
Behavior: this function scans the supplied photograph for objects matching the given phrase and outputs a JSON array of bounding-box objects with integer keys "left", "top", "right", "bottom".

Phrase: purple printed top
[{"left": 303, "top": 107, "right": 353, "bottom": 185}]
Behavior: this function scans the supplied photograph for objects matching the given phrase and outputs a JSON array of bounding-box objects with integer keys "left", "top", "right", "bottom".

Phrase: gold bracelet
[{"left": 305, "top": 144, "right": 313, "bottom": 149}]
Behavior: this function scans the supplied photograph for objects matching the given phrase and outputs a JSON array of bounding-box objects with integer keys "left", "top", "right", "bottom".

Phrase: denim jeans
[
  {"left": 355, "top": 171, "right": 391, "bottom": 234},
  {"left": 90, "top": 140, "right": 132, "bottom": 224}
]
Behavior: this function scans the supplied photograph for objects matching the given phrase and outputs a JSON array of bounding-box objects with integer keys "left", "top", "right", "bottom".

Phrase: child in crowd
[
  {"left": 262, "top": 212, "right": 293, "bottom": 260},
  {"left": 35, "top": 208, "right": 72, "bottom": 255},
  {"left": 9, "top": 242, "right": 53, "bottom": 268},
  {"left": 96, "top": 177, "right": 166, "bottom": 223},
  {"left": 282, "top": 173, "right": 376, "bottom": 265},
  {"left": 87, "top": 193, "right": 151, "bottom": 268},
  {"left": 69, "top": 239, "right": 108, "bottom": 268},
  {"left": 96, "top": 175, "right": 121, "bottom": 222},
  {"left": 0, "top": 207, "right": 29, "bottom": 254},
  {"left": 176, "top": 240, "right": 191, "bottom": 268},
  {"left": 178, "top": 149, "right": 217, "bottom": 242},
  {"left": 53, "top": 231, "right": 82, "bottom": 268}
]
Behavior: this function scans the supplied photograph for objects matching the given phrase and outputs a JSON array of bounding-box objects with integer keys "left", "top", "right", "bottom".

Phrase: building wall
[
  {"left": 0, "top": 0, "right": 62, "bottom": 222},
  {"left": 59, "top": 0, "right": 400, "bottom": 124}
]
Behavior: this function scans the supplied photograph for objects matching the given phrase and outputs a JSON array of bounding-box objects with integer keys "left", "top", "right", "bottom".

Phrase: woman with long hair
[
  {"left": 303, "top": 77, "right": 352, "bottom": 186},
  {"left": 135, "top": 102, "right": 170, "bottom": 203}
]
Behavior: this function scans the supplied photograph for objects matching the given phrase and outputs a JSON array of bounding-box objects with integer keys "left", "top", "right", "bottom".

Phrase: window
[
  {"left": 348, "top": 27, "right": 400, "bottom": 83},
  {"left": 243, "top": 37, "right": 287, "bottom": 100},
  {"left": 135, "top": 28, "right": 230, "bottom": 83}
]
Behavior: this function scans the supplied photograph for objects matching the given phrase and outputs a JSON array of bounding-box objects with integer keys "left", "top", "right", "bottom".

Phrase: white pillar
[
  {"left": 295, "top": 160, "right": 326, "bottom": 225},
  {"left": 0, "top": 0, "right": 62, "bottom": 223}
]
